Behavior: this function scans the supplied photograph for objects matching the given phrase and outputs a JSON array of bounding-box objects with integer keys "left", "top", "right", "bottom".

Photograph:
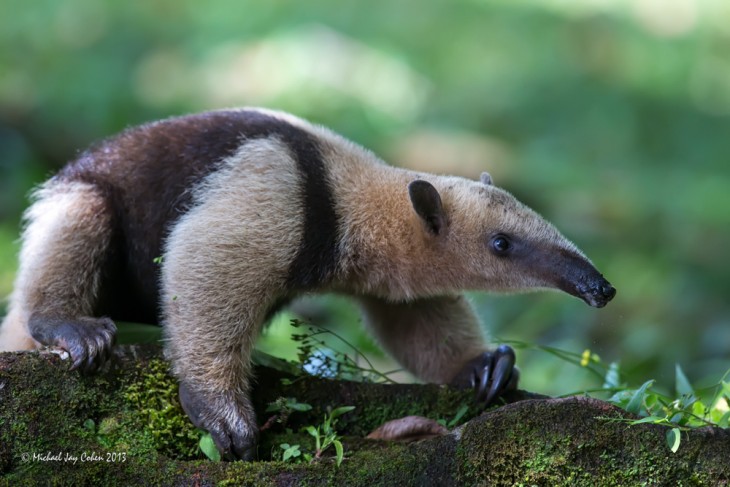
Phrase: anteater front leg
[
  {"left": 358, "top": 294, "right": 518, "bottom": 405},
  {"left": 161, "top": 207, "right": 294, "bottom": 461},
  {"left": 161, "top": 253, "right": 272, "bottom": 461}
]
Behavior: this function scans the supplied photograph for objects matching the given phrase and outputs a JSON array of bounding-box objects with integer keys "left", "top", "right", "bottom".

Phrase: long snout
[
  {"left": 530, "top": 247, "right": 616, "bottom": 308},
  {"left": 555, "top": 251, "right": 616, "bottom": 308}
]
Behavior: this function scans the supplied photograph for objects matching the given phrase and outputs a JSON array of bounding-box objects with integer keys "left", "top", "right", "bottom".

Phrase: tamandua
[{"left": 0, "top": 108, "right": 616, "bottom": 460}]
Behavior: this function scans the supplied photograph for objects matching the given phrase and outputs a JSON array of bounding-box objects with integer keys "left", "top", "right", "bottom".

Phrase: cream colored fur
[{"left": 162, "top": 138, "right": 304, "bottom": 403}]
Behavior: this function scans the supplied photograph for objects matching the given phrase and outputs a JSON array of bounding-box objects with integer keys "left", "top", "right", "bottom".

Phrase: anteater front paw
[
  {"left": 178, "top": 381, "right": 258, "bottom": 461},
  {"left": 28, "top": 314, "right": 117, "bottom": 373},
  {"left": 451, "top": 345, "right": 519, "bottom": 406}
]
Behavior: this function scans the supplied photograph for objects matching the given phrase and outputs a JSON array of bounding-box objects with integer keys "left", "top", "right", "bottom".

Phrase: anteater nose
[{"left": 601, "top": 283, "right": 616, "bottom": 301}]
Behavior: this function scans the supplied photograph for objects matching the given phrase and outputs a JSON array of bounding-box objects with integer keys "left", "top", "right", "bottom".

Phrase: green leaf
[
  {"left": 283, "top": 444, "right": 300, "bottom": 461},
  {"left": 330, "top": 406, "right": 355, "bottom": 419},
  {"left": 608, "top": 389, "right": 633, "bottom": 407},
  {"left": 305, "top": 425, "right": 318, "bottom": 438},
  {"left": 721, "top": 381, "right": 730, "bottom": 399},
  {"left": 666, "top": 427, "right": 681, "bottom": 453},
  {"left": 83, "top": 419, "right": 96, "bottom": 432},
  {"left": 626, "top": 380, "right": 654, "bottom": 415},
  {"left": 447, "top": 404, "right": 470, "bottom": 427},
  {"left": 675, "top": 364, "right": 694, "bottom": 397},
  {"left": 199, "top": 433, "right": 221, "bottom": 462},
  {"left": 323, "top": 416, "right": 332, "bottom": 433},
  {"left": 334, "top": 439, "right": 344, "bottom": 467},
  {"left": 691, "top": 400, "right": 706, "bottom": 417},
  {"left": 628, "top": 415, "right": 667, "bottom": 425},
  {"left": 289, "top": 402, "right": 313, "bottom": 412},
  {"left": 718, "top": 410, "right": 730, "bottom": 429}
]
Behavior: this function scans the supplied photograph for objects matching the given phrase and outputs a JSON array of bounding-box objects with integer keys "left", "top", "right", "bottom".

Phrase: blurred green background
[{"left": 1, "top": 0, "right": 728, "bottom": 396}]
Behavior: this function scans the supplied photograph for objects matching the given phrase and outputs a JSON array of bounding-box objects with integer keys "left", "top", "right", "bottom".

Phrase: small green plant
[
  {"left": 279, "top": 443, "right": 302, "bottom": 462},
  {"left": 261, "top": 397, "right": 313, "bottom": 434},
  {"left": 437, "top": 403, "right": 470, "bottom": 428},
  {"left": 604, "top": 364, "right": 730, "bottom": 452},
  {"left": 290, "top": 319, "right": 400, "bottom": 384},
  {"left": 303, "top": 406, "right": 355, "bottom": 466},
  {"left": 506, "top": 341, "right": 730, "bottom": 453},
  {"left": 266, "top": 397, "right": 313, "bottom": 415},
  {"left": 272, "top": 404, "right": 354, "bottom": 465}
]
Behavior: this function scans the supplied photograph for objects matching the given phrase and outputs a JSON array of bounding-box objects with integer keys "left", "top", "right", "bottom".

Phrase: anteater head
[{"left": 407, "top": 173, "right": 616, "bottom": 308}]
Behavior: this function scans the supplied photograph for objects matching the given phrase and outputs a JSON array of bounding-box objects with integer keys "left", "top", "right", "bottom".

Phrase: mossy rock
[{"left": 1, "top": 345, "right": 728, "bottom": 486}]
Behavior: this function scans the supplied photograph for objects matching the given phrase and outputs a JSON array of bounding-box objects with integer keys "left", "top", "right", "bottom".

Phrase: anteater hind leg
[
  {"left": 358, "top": 294, "right": 518, "bottom": 406},
  {"left": 0, "top": 182, "right": 116, "bottom": 371}
]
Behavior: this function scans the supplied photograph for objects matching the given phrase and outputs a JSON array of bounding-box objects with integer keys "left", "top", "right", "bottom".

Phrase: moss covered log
[{"left": 1, "top": 345, "right": 728, "bottom": 486}]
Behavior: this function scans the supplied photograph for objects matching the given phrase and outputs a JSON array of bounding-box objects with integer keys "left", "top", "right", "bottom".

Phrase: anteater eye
[{"left": 491, "top": 235, "right": 511, "bottom": 255}]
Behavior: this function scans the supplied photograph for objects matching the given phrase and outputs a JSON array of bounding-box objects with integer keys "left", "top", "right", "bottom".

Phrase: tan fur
[
  {"left": 358, "top": 295, "right": 487, "bottom": 383},
  {"left": 154, "top": 113, "right": 501, "bottom": 389},
  {"left": 0, "top": 182, "right": 112, "bottom": 351},
  {"left": 300, "top": 120, "right": 584, "bottom": 382}
]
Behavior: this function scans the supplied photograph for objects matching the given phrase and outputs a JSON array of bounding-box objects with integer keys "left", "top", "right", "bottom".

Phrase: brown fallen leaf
[{"left": 366, "top": 415, "right": 449, "bottom": 442}]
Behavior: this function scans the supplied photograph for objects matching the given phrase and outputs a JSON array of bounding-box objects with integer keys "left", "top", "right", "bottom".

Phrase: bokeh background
[{"left": 1, "top": 0, "right": 728, "bottom": 396}]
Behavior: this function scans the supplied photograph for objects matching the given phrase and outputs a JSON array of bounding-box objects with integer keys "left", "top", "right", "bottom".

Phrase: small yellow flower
[{"left": 581, "top": 349, "right": 591, "bottom": 367}]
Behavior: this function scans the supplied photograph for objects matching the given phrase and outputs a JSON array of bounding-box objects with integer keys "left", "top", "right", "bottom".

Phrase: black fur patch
[
  {"left": 56, "top": 109, "right": 339, "bottom": 322},
  {"left": 272, "top": 123, "right": 339, "bottom": 290}
]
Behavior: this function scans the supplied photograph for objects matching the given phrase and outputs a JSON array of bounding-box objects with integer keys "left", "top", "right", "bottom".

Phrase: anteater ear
[
  {"left": 408, "top": 180, "right": 445, "bottom": 236},
  {"left": 480, "top": 172, "right": 493, "bottom": 186}
]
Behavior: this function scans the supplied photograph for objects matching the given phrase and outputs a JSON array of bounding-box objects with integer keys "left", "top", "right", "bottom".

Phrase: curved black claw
[
  {"left": 28, "top": 314, "right": 117, "bottom": 373},
  {"left": 451, "top": 345, "right": 519, "bottom": 407},
  {"left": 179, "top": 382, "right": 258, "bottom": 461}
]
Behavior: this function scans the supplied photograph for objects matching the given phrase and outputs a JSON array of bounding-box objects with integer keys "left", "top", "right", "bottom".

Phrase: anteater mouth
[{"left": 574, "top": 279, "right": 616, "bottom": 308}]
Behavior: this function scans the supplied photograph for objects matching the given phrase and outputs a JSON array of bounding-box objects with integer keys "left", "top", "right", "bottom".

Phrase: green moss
[
  {"left": 0, "top": 352, "right": 110, "bottom": 475},
  {"left": 1, "top": 351, "right": 206, "bottom": 484},
  {"left": 3, "top": 349, "right": 729, "bottom": 485},
  {"left": 120, "top": 358, "right": 200, "bottom": 459},
  {"left": 455, "top": 397, "right": 730, "bottom": 486}
]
